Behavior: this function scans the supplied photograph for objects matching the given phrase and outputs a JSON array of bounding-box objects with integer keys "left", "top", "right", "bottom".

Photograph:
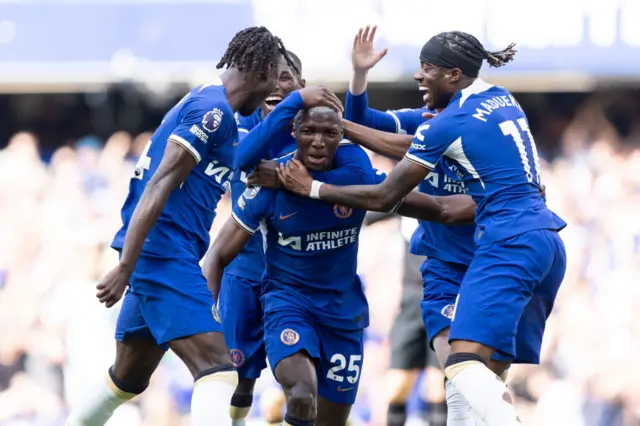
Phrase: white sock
[
  {"left": 65, "top": 373, "right": 137, "bottom": 426},
  {"left": 232, "top": 419, "right": 247, "bottom": 426},
  {"left": 446, "top": 379, "right": 483, "bottom": 425},
  {"left": 445, "top": 361, "right": 521, "bottom": 426},
  {"left": 191, "top": 370, "right": 239, "bottom": 426}
]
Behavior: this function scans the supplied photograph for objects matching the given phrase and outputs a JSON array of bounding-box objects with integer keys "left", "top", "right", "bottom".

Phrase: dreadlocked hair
[
  {"left": 436, "top": 31, "right": 517, "bottom": 68},
  {"left": 216, "top": 26, "right": 299, "bottom": 78}
]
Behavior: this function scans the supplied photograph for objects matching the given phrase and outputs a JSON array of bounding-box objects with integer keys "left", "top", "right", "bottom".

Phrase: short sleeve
[
  {"left": 385, "top": 108, "right": 427, "bottom": 135},
  {"left": 169, "top": 98, "right": 231, "bottom": 164},
  {"left": 231, "top": 186, "right": 270, "bottom": 235},
  {"left": 404, "top": 119, "right": 451, "bottom": 170}
]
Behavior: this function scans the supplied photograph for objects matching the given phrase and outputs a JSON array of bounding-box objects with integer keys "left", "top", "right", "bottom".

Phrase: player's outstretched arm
[
  {"left": 234, "top": 92, "right": 304, "bottom": 171},
  {"left": 343, "top": 119, "right": 413, "bottom": 161},
  {"left": 395, "top": 192, "right": 476, "bottom": 225},
  {"left": 277, "top": 158, "right": 428, "bottom": 212},
  {"left": 349, "top": 25, "right": 388, "bottom": 96},
  {"left": 203, "top": 217, "right": 253, "bottom": 301}
]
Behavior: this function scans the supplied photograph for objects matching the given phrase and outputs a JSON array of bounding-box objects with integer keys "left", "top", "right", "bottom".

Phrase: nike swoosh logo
[
  {"left": 232, "top": 140, "right": 239, "bottom": 146},
  {"left": 279, "top": 212, "right": 298, "bottom": 220},
  {"left": 337, "top": 386, "right": 354, "bottom": 392}
]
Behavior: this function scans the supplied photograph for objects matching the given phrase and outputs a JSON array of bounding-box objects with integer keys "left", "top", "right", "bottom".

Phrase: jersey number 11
[{"left": 499, "top": 118, "right": 542, "bottom": 185}]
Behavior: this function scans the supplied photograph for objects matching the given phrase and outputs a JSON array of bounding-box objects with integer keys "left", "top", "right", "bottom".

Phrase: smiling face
[
  {"left": 294, "top": 107, "right": 343, "bottom": 172},
  {"left": 237, "top": 53, "right": 283, "bottom": 117},
  {"left": 261, "top": 61, "right": 305, "bottom": 118},
  {"left": 414, "top": 61, "right": 460, "bottom": 110}
]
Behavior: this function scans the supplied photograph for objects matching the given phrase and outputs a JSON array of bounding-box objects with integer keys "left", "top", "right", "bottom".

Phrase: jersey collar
[{"left": 450, "top": 78, "right": 494, "bottom": 108}]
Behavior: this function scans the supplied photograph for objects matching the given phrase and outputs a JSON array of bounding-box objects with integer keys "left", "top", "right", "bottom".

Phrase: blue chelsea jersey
[
  {"left": 223, "top": 110, "right": 297, "bottom": 282},
  {"left": 345, "top": 90, "right": 475, "bottom": 265},
  {"left": 231, "top": 149, "right": 377, "bottom": 330},
  {"left": 112, "top": 81, "right": 237, "bottom": 260},
  {"left": 225, "top": 92, "right": 374, "bottom": 282},
  {"left": 405, "top": 79, "right": 566, "bottom": 246}
]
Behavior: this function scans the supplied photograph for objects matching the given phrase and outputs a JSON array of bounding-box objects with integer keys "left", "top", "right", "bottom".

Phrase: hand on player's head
[
  {"left": 276, "top": 159, "right": 313, "bottom": 197},
  {"left": 351, "top": 25, "right": 388, "bottom": 73},
  {"left": 298, "top": 86, "right": 343, "bottom": 113},
  {"left": 247, "top": 160, "right": 282, "bottom": 189}
]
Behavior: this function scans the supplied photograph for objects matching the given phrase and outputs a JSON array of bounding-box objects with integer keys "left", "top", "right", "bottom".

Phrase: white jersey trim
[
  {"left": 404, "top": 153, "right": 435, "bottom": 169},
  {"left": 386, "top": 110, "right": 402, "bottom": 134},
  {"left": 232, "top": 211, "right": 257, "bottom": 235},
  {"left": 169, "top": 134, "right": 201, "bottom": 163}
]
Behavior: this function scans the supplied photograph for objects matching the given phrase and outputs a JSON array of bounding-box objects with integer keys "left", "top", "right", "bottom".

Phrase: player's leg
[
  {"left": 169, "top": 332, "right": 237, "bottom": 426},
  {"left": 445, "top": 230, "right": 563, "bottom": 426},
  {"left": 315, "top": 327, "right": 364, "bottom": 426},
  {"left": 386, "top": 291, "right": 426, "bottom": 426},
  {"left": 316, "top": 396, "right": 351, "bottom": 426},
  {"left": 423, "top": 356, "right": 447, "bottom": 426},
  {"left": 218, "top": 273, "right": 269, "bottom": 426},
  {"left": 481, "top": 231, "right": 566, "bottom": 420},
  {"left": 275, "top": 351, "right": 319, "bottom": 425},
  {"left": 421, "top": 259, "right": 477, "bottom": 425},
  {"left": 66, "top": 291, "right": 165, "bottom": 426},
  {"left": 263, "top": 304, "right": 321, "bottom": 426},
  {"left": 431, "top": 328, "right": 486, "bottom": 426},
  {"left": 132, "top": 255, "right": 238, "bottom": 426}
]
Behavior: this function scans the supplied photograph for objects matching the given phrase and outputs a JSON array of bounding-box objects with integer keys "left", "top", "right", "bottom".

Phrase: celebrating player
[
  {"left": 65, "top": 27, "right": 296, "bottom": 426},
  {"left": 218, "top": 56, "right": 352, "bottom": 426},
  {"left": 345, "top": 25, "right": 477, "bottom": 426},
  {"left": 220, "top": 50, "right": 302, "bottom": 426},
  {"left": 276, "top": 31, "right": 567, "bottom": 426},
  {"left": 206, "top": 105, "right": 479, "bottom": 426}
]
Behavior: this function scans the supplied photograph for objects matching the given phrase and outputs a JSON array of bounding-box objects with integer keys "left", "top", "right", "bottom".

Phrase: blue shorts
[
  {"left": 115, "top": 254, "right": 222, "bottom": 350},
  {"left": 218, "top": 273, "right": 267, "bottom": 380},
  {"left": 449, "top": 229, "right": 567, "bottom": 364},
  {"left": 262, "top": 292, "right": 364, "bottom": 405},
  {"left": 420, "top": 258, "right": 469, "bottom": 349}
]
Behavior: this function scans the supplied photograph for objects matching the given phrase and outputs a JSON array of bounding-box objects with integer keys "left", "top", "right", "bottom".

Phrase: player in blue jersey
[
  {"left": 345, "top": 25, "right": 476, "bottom": 426},
  {"left": 221, "top": 50, "right": 304, "bottom": 426},
  {"left": 276, "top": 31, "right": 567, "bottom": 426},
  {"left": 220, "top": 54, "right": 346, "bottom": 426},
  {"left": 206, "top": 106, "right": 479, "bottom": 426},
  {"left": 65, "top": 27, "right": 300, "bottom": 426}
]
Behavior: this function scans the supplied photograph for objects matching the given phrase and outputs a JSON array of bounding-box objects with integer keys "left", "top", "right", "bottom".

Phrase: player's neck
[
  {"left": 453, "top": 77, "right": 475, "bottom": 94},
  {"left": 220, "top": 69, "right": 252, "bottom": 112}
]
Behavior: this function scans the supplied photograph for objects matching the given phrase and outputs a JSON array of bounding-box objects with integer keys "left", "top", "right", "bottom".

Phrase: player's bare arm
[
  {"left": 277, "top": 157, "right": 429, "bottom": 212},
  {"left": 203, "top": 218, "right": 253, "bottom": 301},
  {"left": 342, "top": 119, "right": 413, "bottom": 161},
  {"left": 397, "top": 192, "right": 476, "bottom": 225},
  {"left": 96, "top": 141, "right": 197, "bottom": 307}
]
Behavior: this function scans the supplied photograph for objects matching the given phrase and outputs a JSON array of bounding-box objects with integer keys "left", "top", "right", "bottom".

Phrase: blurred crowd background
[{"left": 1, "top": 1, "right": 640, "bottom": 425}]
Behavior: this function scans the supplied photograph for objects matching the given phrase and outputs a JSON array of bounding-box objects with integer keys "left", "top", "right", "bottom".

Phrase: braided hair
[
  {"left": 435, "top": 31, "right": 516, "bottom": 69},
  {"left": 216, "top": 26, "right": 299, "bottom": 78}
]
